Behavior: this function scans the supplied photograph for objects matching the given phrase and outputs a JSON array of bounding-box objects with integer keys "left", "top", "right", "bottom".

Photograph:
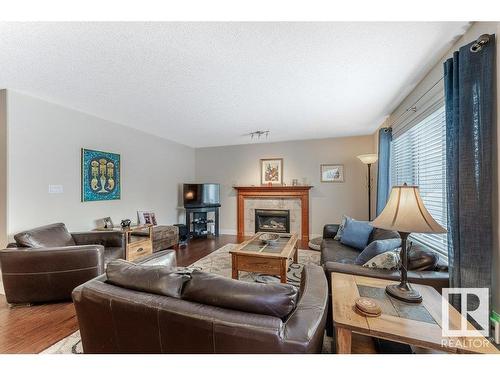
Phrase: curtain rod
[
  {"left": 386, "top": 33, "right": 491, "bottom": 130},
  {"left": 387, "top": 75, "right": 444, "bottom": 130}
]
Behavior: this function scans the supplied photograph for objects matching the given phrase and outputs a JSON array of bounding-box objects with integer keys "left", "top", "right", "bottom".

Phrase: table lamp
[
  {"left": 357, "top": 154, "right": 378, "bottom": 220},
  {"left": 371, "top": 183, "right": 446, "bottom": 303}
]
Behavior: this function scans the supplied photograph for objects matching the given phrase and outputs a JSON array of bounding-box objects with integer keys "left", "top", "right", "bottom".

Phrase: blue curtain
[
  {"left": 444, "top": 35, "right": 495, "bottom": 311},
  {"left": 376, "top": 127, "right": 392, "bottom": 215}
]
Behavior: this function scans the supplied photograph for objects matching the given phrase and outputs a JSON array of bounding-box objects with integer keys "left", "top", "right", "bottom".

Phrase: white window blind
[{"left": 391, "top": 104, "right": 448, "bottom": 259}]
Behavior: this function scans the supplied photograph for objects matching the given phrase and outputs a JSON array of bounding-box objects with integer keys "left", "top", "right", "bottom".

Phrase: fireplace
[
  {"left": 255, "top": 209, "right": 290, "bottom": 233},
  {"left": 234, "top": 186, "right": 312, "bottom": 241}
]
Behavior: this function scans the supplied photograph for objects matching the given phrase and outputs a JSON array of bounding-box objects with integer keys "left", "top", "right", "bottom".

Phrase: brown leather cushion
[
  {"left": 106, "top": 260, "right": 190, "bottom": 298},
  {"left": 14, "top": 223, "right": 76, "bottom": 248},
  {"left": 182, "top": 270, "right": 299, "bottom": 319},
  {"left": 369, "top": 228, "right": 400, "bottom": 243},
  {"left": 320, "top": 238, "right": 359, "bottom": 264},
  {"left": 408, "top": 244, "right": 439, "bottom": 271}
]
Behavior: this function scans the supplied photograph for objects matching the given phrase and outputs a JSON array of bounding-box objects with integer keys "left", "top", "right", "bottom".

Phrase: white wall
[
  {"left": 195, "top": 136, "right": 375, "bottom": 237},
  {"left": 0, "top": 90, "right": 7, "bottom": 247},
  {"left": 6, "top": 90, "right": 195, "bottom": 238},
  {"left": 374, "top": 22, "right": 500, "bottom": 311}
]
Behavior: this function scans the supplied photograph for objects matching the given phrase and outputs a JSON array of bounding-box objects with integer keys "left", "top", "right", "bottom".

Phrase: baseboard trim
[{"left": 220, "top": 229, "right": 237, "bottom": 235}]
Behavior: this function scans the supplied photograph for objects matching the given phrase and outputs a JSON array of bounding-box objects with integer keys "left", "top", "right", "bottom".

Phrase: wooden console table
[
  {"left": 95, "top": 224, "right": 153, "bottom": 261},
  {"left": 233, "top": 186, "right": 313, "bottom": 242}
]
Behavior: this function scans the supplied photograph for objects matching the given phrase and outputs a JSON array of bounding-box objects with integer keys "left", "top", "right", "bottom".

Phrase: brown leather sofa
[
  {"left": 0, "top": 223, "right": 126, "bottom": 304},
  {"left": 321, "top": 223, "right": 449, "bottom": 336},
  {"left": 72, "top": 262, "right": 328, "bottom": 354}
]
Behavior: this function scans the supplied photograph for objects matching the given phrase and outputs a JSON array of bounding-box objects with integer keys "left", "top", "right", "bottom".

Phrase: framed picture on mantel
[{"left": 260, "top": 158, "right": 283, "bottom": 185}]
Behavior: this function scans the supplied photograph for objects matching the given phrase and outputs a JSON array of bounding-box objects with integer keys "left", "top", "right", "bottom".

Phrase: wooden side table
[
  {"left": 95, "top": 224, "right": 153, "bottom": 261},
  {"left": 331, "top": 272, "right": 499, "bottom": 354}
]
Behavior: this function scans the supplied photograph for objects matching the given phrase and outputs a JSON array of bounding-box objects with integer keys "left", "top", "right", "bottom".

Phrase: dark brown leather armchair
[
  {"left": 73, "top": 263, "right": 328, "bottom": 354},
  {"left": 0, "top": 223, "right": 125, "bottom": 304}
]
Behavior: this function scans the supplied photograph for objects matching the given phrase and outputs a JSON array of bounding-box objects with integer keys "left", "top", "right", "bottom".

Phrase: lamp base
[{"left": 385, "top": 283, "right": 422, "bottom": 304}]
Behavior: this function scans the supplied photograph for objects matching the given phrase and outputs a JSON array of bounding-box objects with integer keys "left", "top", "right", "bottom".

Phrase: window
[{"left": 391, "top": 104, "right": 448, "bottom": 259}]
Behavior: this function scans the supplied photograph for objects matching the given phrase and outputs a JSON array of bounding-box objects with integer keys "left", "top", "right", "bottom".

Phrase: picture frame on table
[{"left": 103, "top": 216, "right": 114, "bottom": 229}]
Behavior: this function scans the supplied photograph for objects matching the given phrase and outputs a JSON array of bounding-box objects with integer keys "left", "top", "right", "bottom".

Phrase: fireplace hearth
[{"left": 255, "top": 209, "right": 290, "bottom": 233}]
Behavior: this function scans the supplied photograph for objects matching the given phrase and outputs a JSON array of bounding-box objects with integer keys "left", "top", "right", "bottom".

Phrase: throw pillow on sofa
[
  {"left": 363, "top": 249, "right": 400, "bottom": 270},
  {"left": 334, "top": 214, "right": 349, "bottom": 240},
  {"left": 340, "top": 217, "right": 373, "bottom": 250},
  {"left": 106, "top": 259, "right": 190, "bottom": 298},
  {"left": 355, "top": 238, "right": 401, "bottom": 265},
  {"left": 182, "top": 270, "right": 299, "bottom": 320}
]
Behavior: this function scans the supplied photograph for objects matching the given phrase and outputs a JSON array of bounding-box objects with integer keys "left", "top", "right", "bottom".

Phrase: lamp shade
[
  {"left": 371, "top": 184, "right": 446, "bottom": 234},
  {"left": 357, "top": 154, "right": 378, "bottom": 164}
]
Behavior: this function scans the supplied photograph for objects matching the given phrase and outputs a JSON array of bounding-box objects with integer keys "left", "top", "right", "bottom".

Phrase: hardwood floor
[
  {"left": 174, "top": 234, "right": 243, "bottom": 267},
  {"left": 0, "top": 234, "right": 242, "bottom": 354},
  {"left": 0, "top": 296, "right": 78, "bottom": 354},
  {"left": 0, "top": 234, "right": 375, "bottom": 354}
]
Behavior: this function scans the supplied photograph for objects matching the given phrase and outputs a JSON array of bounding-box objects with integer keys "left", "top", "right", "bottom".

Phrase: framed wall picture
[
  {"left": 320, "top": 164, "right": 344, "bottom": 183},
  {"left": 81, "top": 148, "right": 121, "bottom": 202},
  {"left": 260, "top": 158, "right": 283, "bottom": 185}
]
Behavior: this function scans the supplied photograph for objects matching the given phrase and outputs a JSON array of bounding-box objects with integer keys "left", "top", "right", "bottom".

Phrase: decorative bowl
[{"left": 259, "top": 233, "right": 280, "bottom": 245}]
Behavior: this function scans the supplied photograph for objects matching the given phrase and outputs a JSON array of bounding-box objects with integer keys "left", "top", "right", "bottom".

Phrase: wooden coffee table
[
  {"left": 331, "top": 273, "right": 499, "bottom": 354},
  {"left": 230, "top": 232, "right": 298, "bottom": 283}
]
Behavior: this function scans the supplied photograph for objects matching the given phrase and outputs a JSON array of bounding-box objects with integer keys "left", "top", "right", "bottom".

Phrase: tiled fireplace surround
[
  {"left": 234, "top": 186, "right": 312, "bottom": 241},
  {"left": 245, "top": 198, "right": 301, "bottom": 236}
]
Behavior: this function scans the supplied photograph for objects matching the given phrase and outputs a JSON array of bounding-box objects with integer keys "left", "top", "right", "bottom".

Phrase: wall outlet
[{"left": 48, "top": 184, "right": 64, "bottom": 194}]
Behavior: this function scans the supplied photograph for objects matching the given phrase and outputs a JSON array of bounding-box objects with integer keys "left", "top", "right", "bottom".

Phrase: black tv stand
[{"left": 185, "top": 206, "right": 220, "bottom": 238}]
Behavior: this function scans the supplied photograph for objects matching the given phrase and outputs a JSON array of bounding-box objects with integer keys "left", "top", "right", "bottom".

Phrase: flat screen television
[{"left": 183, "top": 183, "right": 220, "bottom": 208}]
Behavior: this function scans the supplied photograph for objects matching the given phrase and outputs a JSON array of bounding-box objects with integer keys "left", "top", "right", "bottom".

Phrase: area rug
[
  {"left": 185, "top": 243, "right": 320, "bottom": 286},
  {"left": 41, "top": 244, "right": 322, "bottom": 354}
]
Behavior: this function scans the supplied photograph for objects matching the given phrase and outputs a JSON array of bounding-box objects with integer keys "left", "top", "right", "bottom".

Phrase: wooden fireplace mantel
[{"left": 233, "top": 186, "right": 313, "bottom": 242}]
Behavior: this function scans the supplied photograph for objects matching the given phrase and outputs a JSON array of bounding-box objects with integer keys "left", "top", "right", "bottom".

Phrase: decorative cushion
[
  {"left": 355, "top": 238, "right": 402, "bottom": 265},
  {"left": 407, "top": 243, "right": 440, "bottom": 271},
  {"left": 182, "top": 270, "right": 299, "bottom": 319},
  {"left": 334, "top": 215, "right": 348, "bottom": 240},
  {"left": 106, "top": 259, "right": 190, "bottom": 298},
  {"left": 363, "top": 249, "right": 400, "bottom": 270},
  {"left": 14, "top": 223, "right": 76, "bottom": 248},
  {"left": 340, "top": 218, "right": 373, "bottom": 250}
]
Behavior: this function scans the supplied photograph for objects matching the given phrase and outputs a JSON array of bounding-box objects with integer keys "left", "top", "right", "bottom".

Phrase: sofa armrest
[
  {"left": 323, "top": 224, "right": 339, "bottom": 239},
  {"left": 0, "top": 245, "right": 105, "bottom": 304},
  {"left": 283, "top": 264, "right": 328, "bottom": 353},
  {"left": 72, "top": 231, "right": 125, "bottom": 248},
  {"left": 323, "top": 261, "right": 449, "bottom": 292},
  {"left": 0, "top": 245, "right": 105, "bottom": 274}
]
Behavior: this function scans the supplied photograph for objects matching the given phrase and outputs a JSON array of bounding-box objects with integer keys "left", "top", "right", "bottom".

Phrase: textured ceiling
[{"left": 0, "top": 22, "right": 470, "bottom": 147}]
